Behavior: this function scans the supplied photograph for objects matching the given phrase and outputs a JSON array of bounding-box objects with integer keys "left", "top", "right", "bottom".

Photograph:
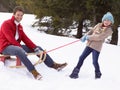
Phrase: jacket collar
[
  {"left": 11, "top": 16, "right": 20, "bottom": 26},
  {"left": 11, "top": 16, "right": 15, "bottom": 22}
]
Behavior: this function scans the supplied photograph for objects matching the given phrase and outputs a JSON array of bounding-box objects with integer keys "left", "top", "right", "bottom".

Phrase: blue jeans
[
  {"left": 2, "top": 45, "right": 54, "bottom": 72},
  {"left": 76, "top": 46, "right": 101, "bottom": 73}
]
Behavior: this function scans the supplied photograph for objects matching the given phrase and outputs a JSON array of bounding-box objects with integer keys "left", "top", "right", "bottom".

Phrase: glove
[
  {"left": 34, "top": 47, "right": 42, "bottom": 55},
  {"left": 81, "top": 35, "right": 89, "bottom": 42}
]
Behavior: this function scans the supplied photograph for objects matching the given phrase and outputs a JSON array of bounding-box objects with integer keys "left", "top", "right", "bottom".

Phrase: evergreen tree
[{"left": 16, "top": 0, "right": 120, "bottom": 45}]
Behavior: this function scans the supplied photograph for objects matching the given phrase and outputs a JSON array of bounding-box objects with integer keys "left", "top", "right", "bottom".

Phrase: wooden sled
[{"left": 0, "top": 51, "right": 46, "bottom": 68}]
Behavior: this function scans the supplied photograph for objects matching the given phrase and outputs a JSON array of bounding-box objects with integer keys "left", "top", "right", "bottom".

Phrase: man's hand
[{"left": 34, "top": 47, "right": 43, "bottom": 55}]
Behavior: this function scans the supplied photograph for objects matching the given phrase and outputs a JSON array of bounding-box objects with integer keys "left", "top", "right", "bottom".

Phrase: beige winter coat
[{"left": 86, "top": 23, "right": 113, "bottom": 52}]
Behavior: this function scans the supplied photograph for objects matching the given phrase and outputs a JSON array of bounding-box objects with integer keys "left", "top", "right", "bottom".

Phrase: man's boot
[
  {"left": 31, "top": 69, "right": 42, "bottom": 80},
  {"left": 51, "top": 62, "right": 67, "bottom": 71}
]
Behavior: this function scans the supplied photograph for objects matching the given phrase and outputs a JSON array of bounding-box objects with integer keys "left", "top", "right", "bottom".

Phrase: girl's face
[
  {"left": 103, "top": 19, "right": 112, "bottom": 27},
  {"left": 14, "top": 11, "right": 24, "bottom": 22}
]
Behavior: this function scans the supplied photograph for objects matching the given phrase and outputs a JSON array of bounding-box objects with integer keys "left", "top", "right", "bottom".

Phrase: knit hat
[{"left": 102, "top": 12, "right": 114, "bottom": 24}]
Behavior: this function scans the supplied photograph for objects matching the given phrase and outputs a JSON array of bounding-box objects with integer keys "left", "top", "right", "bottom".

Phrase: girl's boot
[{"left": 69, "top": 67, "right": 79, "bottom": 79}]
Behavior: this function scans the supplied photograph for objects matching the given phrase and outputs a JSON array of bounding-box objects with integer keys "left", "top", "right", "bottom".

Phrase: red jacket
[{"left": 0, "top": 16, "right": 37, "bottom": 52}]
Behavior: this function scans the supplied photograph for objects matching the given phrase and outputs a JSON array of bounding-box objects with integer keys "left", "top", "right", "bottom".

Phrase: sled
[{"left": 0, "top": 51, "right": 46, "bottom": 68}]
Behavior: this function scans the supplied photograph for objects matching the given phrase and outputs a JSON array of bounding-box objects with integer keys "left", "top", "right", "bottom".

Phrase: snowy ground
[{"left": 0, "top": 12, "right": 120, "bottom": 90}]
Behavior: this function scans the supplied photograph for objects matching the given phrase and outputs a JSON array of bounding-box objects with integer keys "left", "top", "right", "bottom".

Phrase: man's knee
[{"left": 14, "top": 47, "right": 26, "bottom": 55}]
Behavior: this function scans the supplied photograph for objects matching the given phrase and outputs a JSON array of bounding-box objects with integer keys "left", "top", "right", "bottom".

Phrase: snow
[{"left": 0, "top": 12, "right": 120, "bottom": 90}]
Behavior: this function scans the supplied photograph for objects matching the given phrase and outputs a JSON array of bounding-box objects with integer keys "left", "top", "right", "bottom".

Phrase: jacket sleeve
[
  {"left": 88, "top": 28, "right": 113, "bottom": 41},
  {"left": 86, "top": 23, "right": 99, "bottom": 35},
  {"left": 21, "top": 30, "right": 37, "bottom": 50},
  {"left": 1, "top": 22, "right": 21, "bottom": 46}
]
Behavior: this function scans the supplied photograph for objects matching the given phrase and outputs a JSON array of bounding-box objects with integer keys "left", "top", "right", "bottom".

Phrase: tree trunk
[
  {"left": 52, "top": 28, "right": 59, "bottom": 35},
  {"left": 76, "top": 19, "right": 84, "bottom": 38},
  {"left": 110, "top": 25, "right": 118, "bottom": 45}
]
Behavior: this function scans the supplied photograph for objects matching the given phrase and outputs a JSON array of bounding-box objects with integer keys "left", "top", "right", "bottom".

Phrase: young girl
[{"left": 69, "top": 12, "right": 114, "bottom": 79}]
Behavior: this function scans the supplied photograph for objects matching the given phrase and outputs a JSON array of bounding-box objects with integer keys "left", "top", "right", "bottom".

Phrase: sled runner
[{"left": 0, "top": 51, "right": 46, "bottom": 68}]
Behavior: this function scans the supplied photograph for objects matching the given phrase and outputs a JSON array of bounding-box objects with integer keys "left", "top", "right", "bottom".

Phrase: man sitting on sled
[{"left": 0, "top": 6, "right": 67, "bottom": 80}]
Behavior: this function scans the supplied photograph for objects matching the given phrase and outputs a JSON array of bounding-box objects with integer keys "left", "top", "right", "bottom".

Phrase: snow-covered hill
[{"left": 0, "top": 12, "right": 120, "bottom": 90}]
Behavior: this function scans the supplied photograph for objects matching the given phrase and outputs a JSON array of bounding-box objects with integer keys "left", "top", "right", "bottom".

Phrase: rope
[
  {"left": 46, "top": 39, "right": 80, "bottom": 53},
  {"left": 0, "top": 39, "right": 80, "bottom": 68}
]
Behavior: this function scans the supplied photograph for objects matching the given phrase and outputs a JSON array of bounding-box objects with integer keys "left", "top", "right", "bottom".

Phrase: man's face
[{"left": 14, "top": 11, "right": 24, "bottom": 22}]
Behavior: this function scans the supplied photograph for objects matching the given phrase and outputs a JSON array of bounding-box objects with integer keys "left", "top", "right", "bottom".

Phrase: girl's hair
[{"left": 13, "top": 6, "right": 24, "bottom": 14}]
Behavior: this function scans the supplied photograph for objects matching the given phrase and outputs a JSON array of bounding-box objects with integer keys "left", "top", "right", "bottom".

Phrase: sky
[{"left": 0, "top": 12, "right": 120, "bottom": 90}]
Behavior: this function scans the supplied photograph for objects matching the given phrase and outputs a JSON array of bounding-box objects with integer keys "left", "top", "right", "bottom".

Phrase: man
[{"left": 0, "top": 6, "right": 67, "bottom": 80}]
